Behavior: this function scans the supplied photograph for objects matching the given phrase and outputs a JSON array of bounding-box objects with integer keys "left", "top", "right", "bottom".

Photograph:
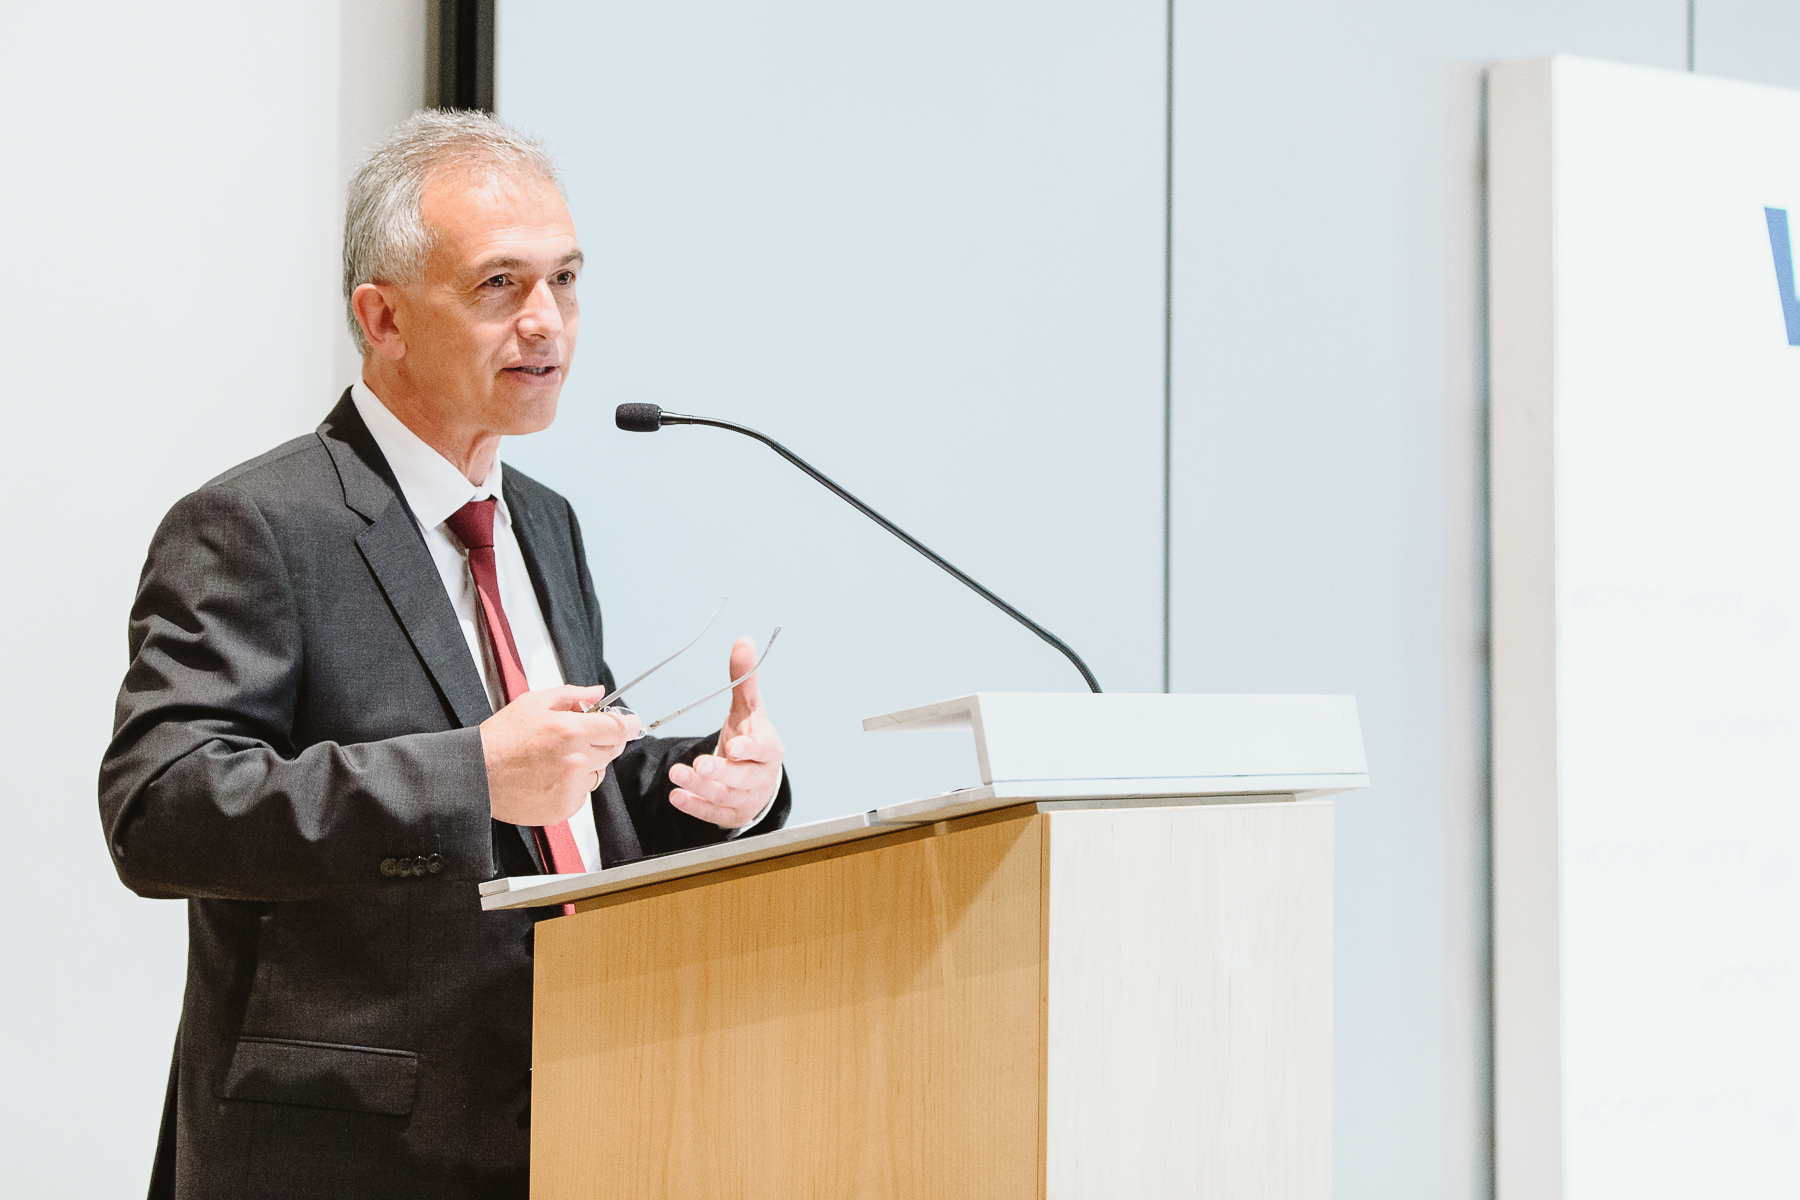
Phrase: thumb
[{"left": 725, "top": 636, "right": 762, "bottom": 727}]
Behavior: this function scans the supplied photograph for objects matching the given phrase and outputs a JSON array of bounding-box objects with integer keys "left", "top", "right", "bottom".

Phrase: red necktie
[{"left": 445, "top": 499, "right": 589, "bottom": 892}]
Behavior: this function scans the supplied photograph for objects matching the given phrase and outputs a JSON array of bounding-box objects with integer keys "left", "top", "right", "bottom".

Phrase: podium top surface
[
  {"left": 480, "top": 692, "right": 1367, "bottom": 912},
  {"left": 864, "top": 692, "right": 1367, "bottom": 797}
]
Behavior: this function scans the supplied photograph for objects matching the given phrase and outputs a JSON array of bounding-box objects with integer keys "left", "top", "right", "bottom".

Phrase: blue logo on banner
[{"left": 1766, "top": 207, "right": 1800, "bottom": 346}]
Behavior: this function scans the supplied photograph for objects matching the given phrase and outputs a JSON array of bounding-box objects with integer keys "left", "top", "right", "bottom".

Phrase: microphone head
[{"left": 615, "top": 403, "right": 664, "bottom": 433}]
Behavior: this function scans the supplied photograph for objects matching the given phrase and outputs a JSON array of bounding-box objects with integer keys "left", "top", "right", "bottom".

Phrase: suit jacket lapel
[
  {"left": 504, "top": 476, "right": 596, "bottom": 687},
  {"left": 357, "top": 510, "right": 496, "bottom": 730},
  {"left": 317, "top": 394, "right": 495, "bottom": 731},
  {"left": 505, "top": 475, "right": 644, "bottom": 866},
  {"left": 318, "top": 396, "right": 560, "bottom": 875}
]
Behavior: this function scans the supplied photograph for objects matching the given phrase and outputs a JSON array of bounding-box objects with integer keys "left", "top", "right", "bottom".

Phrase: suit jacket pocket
[{"left": 216, "top": 1036, "right": 417, "bottom": 1117}]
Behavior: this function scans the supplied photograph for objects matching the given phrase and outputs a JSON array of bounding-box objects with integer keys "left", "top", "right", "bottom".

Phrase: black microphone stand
[{"left": 616, "top": 404, "right": 1103, "bottom": 693}]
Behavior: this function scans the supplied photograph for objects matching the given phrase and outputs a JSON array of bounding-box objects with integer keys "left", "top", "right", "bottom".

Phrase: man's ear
[{"left": 351, "top": 283, "right": 407, "bottom": 361}]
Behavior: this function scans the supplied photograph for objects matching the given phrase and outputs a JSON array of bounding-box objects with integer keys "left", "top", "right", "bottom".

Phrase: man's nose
[{"left": 517, "top": 279, "right": 563, "bottom": 340}]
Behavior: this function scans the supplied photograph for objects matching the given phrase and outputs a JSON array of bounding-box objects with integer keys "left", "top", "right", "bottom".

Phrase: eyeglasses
[{"left": 579, "top": 597, "right": 780, "bottom": 736}]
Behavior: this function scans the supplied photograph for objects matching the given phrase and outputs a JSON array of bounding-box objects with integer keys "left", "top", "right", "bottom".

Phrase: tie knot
[{"left": 446, "top": 498, "right": 498, "bottom": 551}]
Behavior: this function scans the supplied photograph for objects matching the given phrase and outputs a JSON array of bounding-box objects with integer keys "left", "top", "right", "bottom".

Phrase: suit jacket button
[
  {"left": 413, "top": 856, "right": 430, "bottom": 876},
  {"left": 380, "top": 857, "right": 400, "bottom": 877},
  {"left": 427, "top": 854, "right": 445, "bottom": 874}
]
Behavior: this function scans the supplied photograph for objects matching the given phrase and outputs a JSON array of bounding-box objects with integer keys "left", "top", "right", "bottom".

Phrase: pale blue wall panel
[
  {"left": 1167, "top": 3, "right": 1687, "bottom": 1198},
  {"left": 498, "top": 1, "right": 1800, "bottom": 1197},
  {"left": 498, "top": 1, "right": 1167, "bottom": 820},
  {"left": 1699, "top": 0, "right": 1800, "bottom": 88}
]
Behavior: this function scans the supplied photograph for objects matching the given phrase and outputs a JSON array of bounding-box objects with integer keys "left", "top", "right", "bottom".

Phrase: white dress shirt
[
  {"left": 352, "top": 381, "right": 608, "bottom": 872},
  {"left": 351, "top": 382, "right": 771, "bottom": 869}
]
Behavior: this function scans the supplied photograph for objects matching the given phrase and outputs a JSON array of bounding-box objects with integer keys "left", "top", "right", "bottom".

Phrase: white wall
[{"left": 0, "top": 3, "right": 422, "bottom": 1195}]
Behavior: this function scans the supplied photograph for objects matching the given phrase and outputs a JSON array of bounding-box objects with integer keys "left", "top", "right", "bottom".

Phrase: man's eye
[
  {"left": 483, "top": 275, "right": 509, "bottom": 288},
  {"left": 554, "top": 271, "right": 576, "bottom": 285}
]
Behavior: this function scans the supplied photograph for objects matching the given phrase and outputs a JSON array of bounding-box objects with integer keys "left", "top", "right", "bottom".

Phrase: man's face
[{"left": 388, "top": 171, "right": 581, "bottom": 439}]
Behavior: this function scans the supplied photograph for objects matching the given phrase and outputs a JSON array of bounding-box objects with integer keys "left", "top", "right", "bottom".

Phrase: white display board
[{"left": 1491, "top": 56, "right": 1800, "bottom": 1198}]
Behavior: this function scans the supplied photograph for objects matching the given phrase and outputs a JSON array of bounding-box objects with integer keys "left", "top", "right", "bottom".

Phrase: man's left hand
[{"left": 668, "top": 636, "right": 785, "bottom": 829}]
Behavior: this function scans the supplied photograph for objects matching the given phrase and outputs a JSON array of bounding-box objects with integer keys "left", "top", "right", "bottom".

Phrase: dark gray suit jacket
[{"left": 99, "top": 393, "right": 789, "bottom": 1199}]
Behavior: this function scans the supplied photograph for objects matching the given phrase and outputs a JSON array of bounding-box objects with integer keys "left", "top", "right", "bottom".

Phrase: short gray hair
[{"left": 342, "top": 109, "right": 562, "bottom": 353}]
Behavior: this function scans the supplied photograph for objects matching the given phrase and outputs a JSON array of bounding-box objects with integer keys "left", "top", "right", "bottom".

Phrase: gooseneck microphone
[{"left": 615, "top": 402, "right": 1102, "bottom": 693}]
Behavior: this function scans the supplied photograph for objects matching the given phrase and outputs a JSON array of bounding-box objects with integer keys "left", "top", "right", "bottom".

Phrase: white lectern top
[
  {"left": 480, "top": 692, "right": 1367, "bottom": 911},
  {"left": 866, "top": 691, "right": 1366, "bottom": 796}
]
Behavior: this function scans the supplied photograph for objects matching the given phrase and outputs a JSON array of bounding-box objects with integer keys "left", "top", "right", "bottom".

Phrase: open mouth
[{"left": 505, "top": 365, "right": 559, "bottom": 377}]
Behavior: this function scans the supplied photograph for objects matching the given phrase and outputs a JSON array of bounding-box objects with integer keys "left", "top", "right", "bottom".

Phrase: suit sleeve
[
  {"left": 98, "top": 485, "right": 497, "bottom": 901},
  {"left": 565, "top": 503, "right": 791, "bottom": 859}
]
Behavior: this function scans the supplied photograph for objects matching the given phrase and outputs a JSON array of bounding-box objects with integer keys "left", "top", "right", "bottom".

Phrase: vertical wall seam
[
  {"left": 1477, "top": 72, "right": 1499, "bottom": 1200},
  {"left": 1161, "top": 0, "right": 1176, "bottom": 694}
]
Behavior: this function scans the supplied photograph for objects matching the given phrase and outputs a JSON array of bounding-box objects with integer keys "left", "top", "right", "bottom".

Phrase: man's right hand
[{"left": 479, "top": 685, "right": 641, "bottom": 827}]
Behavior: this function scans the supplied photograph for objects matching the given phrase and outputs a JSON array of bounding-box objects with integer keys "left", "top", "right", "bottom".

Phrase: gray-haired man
[{"left": 100, "top": 111, "right": 790, "bottom": 1199}]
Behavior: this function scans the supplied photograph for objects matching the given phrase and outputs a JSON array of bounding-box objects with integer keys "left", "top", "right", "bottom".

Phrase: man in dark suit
[{"left": 98, "top": 111, "right": 789, "bottom": 1199}]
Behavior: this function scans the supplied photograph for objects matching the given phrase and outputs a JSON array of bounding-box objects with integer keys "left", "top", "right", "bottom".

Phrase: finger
[
  {"left": 571, "top": 708, "right": 638, "bottom": 746},
  {"left": 543, "top": 684, "right": 610, "bottom": 712},
  {"left": 672, "top": 759, "right": 773, "bottom": 811},
  {"left": 670, "top": 759, "right": 733, "bottom": 803},
  {"left": 718, "top": 731, "right": 779, "bottom": 764},
  {"left": 563, "top": 723, "right": 630, "bottom": 762},
  {"left": 561, "top": 712, "right": 623, "bottom": 748},
  {"left": 724, "top": 759, "right": 781, "bottom": 799},
  {"left": 691, "top": 752, "right": 769, "bottom": 783},
  {"left": 668, "top": 787, "right": 755, "bottom": 828},
  {"left": 690, "top": 755, "right": 770, "bottom": 797},
  {"left": 683, "top": 762, "right": 779, "bottom": 820}
]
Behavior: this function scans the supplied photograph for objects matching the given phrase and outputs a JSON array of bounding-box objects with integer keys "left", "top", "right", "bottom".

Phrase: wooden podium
[{"left": 481, "top": 693, "right": 1367, "bottom": 1199}]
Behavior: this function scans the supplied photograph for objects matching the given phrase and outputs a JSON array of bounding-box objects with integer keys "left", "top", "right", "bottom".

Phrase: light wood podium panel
[{"left": 531, "top": 798, "right": 1332, "bottom": 1199}]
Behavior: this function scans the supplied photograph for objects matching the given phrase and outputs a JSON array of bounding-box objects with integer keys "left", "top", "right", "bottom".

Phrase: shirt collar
[{"left": 350, "top": 379, "right": 509, "bottom": 533}]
